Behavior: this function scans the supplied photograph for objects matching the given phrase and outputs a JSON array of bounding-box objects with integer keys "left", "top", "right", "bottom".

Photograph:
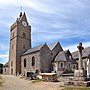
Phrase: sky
[{"left": 0, "top": 0, "right": 90, "bottom": 64}]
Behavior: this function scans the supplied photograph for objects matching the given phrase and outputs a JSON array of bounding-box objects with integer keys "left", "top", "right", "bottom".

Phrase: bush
[
  {"left": 0, "top": 75, "right": 3, "bottom": 86},
  {"left": 64, "top": 69, "right": 74, "bottom": 74}
]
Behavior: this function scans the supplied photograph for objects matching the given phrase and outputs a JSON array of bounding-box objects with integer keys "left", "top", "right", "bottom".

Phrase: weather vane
[
  {"left": 20, "top": 0, "right": 23, "bottom": 12},
  {"left": 19, "top": 6, "right": 23, "bottom": 17},
  {"left": 20, "top": 6, "right": 22, "bottom": 12}
]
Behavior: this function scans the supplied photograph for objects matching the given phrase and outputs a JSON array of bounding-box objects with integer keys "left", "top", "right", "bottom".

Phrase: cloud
[
  {"left": 0, "top": 55, "right": 8, "bottom": 58},
  {"left": 0, "top": 44, "right": 9, "bottom": 51},
  {"left": 64, "top": 41, "right": 90, "bottom": 52},
  {"left": 0, "top": 54, "right": 9, "bottom": 64},
  {"left": 1, "top": 0, "right": 90, "bottom": 64}
]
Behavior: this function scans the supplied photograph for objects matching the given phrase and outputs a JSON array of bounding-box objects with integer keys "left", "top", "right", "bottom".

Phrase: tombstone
[{"left": 52, "top": 63, "right": 57, "bottom": 72}]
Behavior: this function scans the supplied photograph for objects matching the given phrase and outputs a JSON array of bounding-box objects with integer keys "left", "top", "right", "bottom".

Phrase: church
[{"left": 3, "top": 12, "right": 90, "bottom": 77}]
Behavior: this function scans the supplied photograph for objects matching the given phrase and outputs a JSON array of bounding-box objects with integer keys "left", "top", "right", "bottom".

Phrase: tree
[{"left": 0, "top": 63, "right": 3, "bottom": 74}]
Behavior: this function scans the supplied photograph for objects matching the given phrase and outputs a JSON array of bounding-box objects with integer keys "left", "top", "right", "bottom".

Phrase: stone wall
[
  {"left": 21, "top": 52, "right": 40, "bottom": 76},
  {"left": 9, "top": 15, "right": 31, "bottom": 75},
  {"left": 3, "top": 67, "right": 9, "bottom": 75},
  {"left": 40, "top": 44, "right": 51, "bottom": 72},
  {"left": 51, "top": 42, "right": 63, "bottom": 61}
]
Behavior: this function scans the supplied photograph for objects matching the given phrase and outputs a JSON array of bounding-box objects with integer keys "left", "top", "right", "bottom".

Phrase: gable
[
  {"left": 48, "top": 42, "right": 63, "bottom": 51},
  {"left": 54, "top": 51, "right": 70, "bottom": 62}
]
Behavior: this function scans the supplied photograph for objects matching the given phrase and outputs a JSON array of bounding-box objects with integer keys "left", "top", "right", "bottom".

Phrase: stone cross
[{"left": 77, "top": 43, "right": 84, "bottom": 70}]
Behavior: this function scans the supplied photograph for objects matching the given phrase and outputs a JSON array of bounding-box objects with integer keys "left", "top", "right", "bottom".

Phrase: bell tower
[{"left": 9, "top": 12, "right": 31, "bottom": 75}]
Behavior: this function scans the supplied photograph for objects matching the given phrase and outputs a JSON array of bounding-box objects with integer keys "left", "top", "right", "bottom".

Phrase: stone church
[{"left": 4, "top": 12, "right": 89, "bottom": 76}]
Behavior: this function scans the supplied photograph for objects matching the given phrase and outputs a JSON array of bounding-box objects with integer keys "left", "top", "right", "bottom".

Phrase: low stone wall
[
  {"left": 40, "top": 73, "right": 57, "bottom": 82},
  {"left": 64, "top": 81, "right": 90, "bottom": 87}
]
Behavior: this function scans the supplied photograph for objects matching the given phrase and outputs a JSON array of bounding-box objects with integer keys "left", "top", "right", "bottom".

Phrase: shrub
[
  {"left": 0, "top": 75, "right": 3, "bottom": 86},
  {"left": 64, "top": 69, "right": 74, "bottom": 74}
]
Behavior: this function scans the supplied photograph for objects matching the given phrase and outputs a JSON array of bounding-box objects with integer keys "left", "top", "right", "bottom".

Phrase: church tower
[{"left": 9, "top": 12, "right": 31, "bottom": 75}]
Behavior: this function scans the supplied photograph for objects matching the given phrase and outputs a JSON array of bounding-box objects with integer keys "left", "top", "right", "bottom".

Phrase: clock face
[{"left": 22, "top": 21, "right": 27, "bottom": 27}]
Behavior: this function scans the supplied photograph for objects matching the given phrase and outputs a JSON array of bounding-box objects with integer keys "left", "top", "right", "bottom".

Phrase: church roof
[
  {"left": 23, "top": 42, "right": 63, "bottom": 56},
  {"left": 72, "top": 46, "right": 90, "bottom": 59},
  {"left": 54, "top": 51, "right": 70, "bottom": 62},
  {"left": 23, "top": 44, "right": 44, "bottom": 55},
  {"left": 3, "top": 61, "right": 9, "bottom": 67},
  {"left": 48, "top": 42, "right": 60, "bottom": 50}
]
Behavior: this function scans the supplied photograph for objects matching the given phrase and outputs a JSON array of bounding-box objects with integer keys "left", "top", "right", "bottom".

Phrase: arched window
[
  {"left": 68, "top": 63, "right": 71, "bottom": 68},
  {"left": 23, "top": 32, "right": 26, "bottom": 38},
  {"left": 32, "top": 56, "right": 35, "bottom": 66},
  {"left": 13, "top": 32, "right": 14, "bottom": 38},
  {"left": 12, "top": 44, "right": 13, "bottom": 50},
  {"left": 11, "top": 61, "right": 13, "bottom": 67},
  {"left": 73, "top": 65, "right": 76, "bottom": 69},
  {"left": 5, "top": 69, "right": 6, "bottom": 72},
  {"left": 61, "top": 62, "right": 64, "bottom": 68},
  {"left": 23, "top": 45, "right": 25, "bottom": 49},
  {"left": 24, "top": 59, "right": 26, "bottom": 67}
]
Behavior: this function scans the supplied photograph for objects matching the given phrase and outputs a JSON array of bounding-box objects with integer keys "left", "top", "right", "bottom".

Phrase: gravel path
[{"left": 0, "top": 75, "right": 64, "bottom": 90}]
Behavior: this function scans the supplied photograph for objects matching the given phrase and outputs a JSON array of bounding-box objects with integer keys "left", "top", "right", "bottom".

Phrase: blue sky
[{"left": 0, "top": 0, "right": 90, "bottom": 64}]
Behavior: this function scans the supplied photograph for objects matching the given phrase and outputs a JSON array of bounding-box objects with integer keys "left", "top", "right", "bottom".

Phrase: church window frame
[
  {"left": 60, "top": 62, "right": 64, "bottom": 68},
  {"left": 32, "top": 56, "right": 35, "bottom": 66},
  {"left": 23, "top": 45, "right": 25, "bottom": 49},
  {"left": 68, "top": 62, "right": 71, "bottom": 68},
  {"left": 73, "top": 65, "right": 76, "bottom": 69},
  {"left": 12, "top": 44, "right": 13, "bottom": 50},
  {"left": 13, "top": 32, "right": 14, "bottom": 38},
  {"left": 24, "top": 58, "right": 26, "bottom": 68},
  {"left": 11, "top": 61, "right": 13, "bottom": 67},
  {"left": 23, "top": 32, "right": 26, "bottom": 38},
  {"left": 5, "top": 68, "right": 6, "bottom": 72}
]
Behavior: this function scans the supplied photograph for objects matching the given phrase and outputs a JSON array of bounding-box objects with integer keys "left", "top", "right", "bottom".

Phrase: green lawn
[
  {"left": 0, "top": 75, "right": 3, "bottom": 86},
  {"left": 64, "top": 87, "right": 90, "bottom": 90}
]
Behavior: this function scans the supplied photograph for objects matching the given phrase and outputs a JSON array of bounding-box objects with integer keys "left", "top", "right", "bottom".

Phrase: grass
[
  {"left": 64, "top": 87, "right": 90, "bottom": 90},
  {"left": 0, "top": 75, "right": 3, "bottom": 86},
  {"left": 20, "top": 76, "right": 26, "bottom": 79},
  {"left": 32, "top": 79, "right": 43, "bottom": 83}
]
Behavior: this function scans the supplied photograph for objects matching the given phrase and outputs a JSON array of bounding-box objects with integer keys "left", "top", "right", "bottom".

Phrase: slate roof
[
  {"left": 3, "top": 61, "right": 9, "bottom": 67},
  {"left": 71, "top": 59, "right": 77, "bottom": 64},
  {"left": 72, "top": 47, "right": 90, "bottom": 59},
  {"left": 23, "top": 44, "right": 44, "bottom": 55},
  {"left": 23, "top": 42, "right": 62, "bottom": 56},
  {"left": 65, "top": 49, "right": 71, "bottom": 57},
  {"left": 55, "top": 51, "right": 70, "bottom": 62},
  {"left": 48, "top": 42, "right": 59, "bottom": 50}
]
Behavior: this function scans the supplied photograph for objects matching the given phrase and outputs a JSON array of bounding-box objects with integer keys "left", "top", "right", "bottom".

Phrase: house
[{"left": 3, "top": 62, "right": 9, "bottom": 75}]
